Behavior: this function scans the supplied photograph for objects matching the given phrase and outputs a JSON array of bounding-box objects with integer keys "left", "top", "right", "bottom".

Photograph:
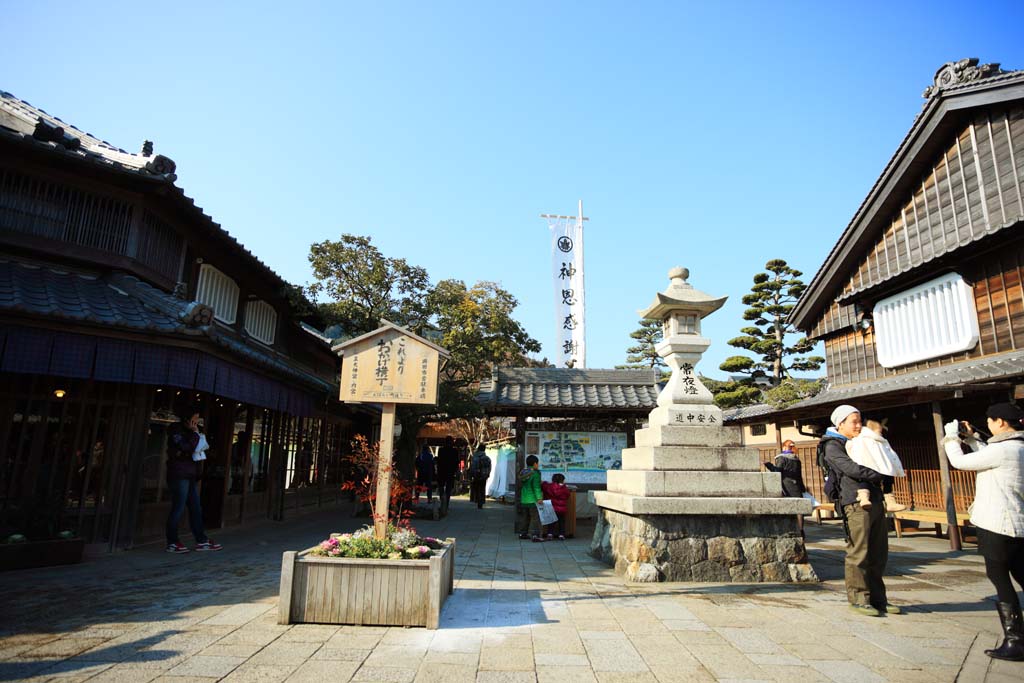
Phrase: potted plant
[
  {"left": 278, "top": 436, "right": 455, "bottom": 628},
  {"left": 278, "top": 523, "right": 455, "bottom": 628}
]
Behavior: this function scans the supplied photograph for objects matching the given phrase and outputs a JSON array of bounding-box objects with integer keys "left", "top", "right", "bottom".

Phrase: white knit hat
[{"left": 830, "top": 404, "right": 860, "bottom": 428}]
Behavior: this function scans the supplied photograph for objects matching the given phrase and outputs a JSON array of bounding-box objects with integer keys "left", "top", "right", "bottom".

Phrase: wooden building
[
  {"left": 0, "top": 90, "right": 374, "bottom": 553},
  {"left": 729, "top": 59, "right": 1024, "bottom": 545}
]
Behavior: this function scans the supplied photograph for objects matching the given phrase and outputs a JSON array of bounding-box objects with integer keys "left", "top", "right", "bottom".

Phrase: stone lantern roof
[{"left": 637, "top": 267, "right": 727, "bottom": 321}]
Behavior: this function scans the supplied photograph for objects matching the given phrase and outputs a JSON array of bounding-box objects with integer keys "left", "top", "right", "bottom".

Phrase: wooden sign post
[{"left": 333, "top": 321, "right": 449, "bottom": 539}]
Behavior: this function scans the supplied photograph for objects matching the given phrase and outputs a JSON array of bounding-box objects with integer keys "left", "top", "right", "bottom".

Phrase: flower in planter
[
  {"left": 404, "top": 545, "right": 432, "bottom": 559},
  {"left": 419, "top": 536, "right": 445, "bottom": 549},
  {"left": 390, "top": 527, "right": 418, "bottom": 550}
]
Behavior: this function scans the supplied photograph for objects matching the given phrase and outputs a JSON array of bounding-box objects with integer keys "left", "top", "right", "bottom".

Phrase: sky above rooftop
[{"left": 4, "top": 1, "right": 1023, "bottom": 378}]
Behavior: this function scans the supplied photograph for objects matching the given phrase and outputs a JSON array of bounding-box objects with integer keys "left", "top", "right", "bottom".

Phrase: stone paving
[{"left": 1, "top": 497, "right": 1021, "bottom": 682}]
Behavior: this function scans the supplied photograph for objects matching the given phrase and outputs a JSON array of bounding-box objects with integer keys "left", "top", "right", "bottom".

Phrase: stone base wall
[{"left": 591, "top": 509, "right": 818, "bottom": 583}]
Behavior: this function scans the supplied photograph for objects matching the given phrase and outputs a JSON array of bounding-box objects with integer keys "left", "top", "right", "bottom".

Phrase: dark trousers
[
  {"left": 416, "top": 475, "right": 433, "bottom": 501},
  {"left": 516, "top": 503, "right": 543, "bottom": 537},
  {"left": 166, "top": 477, "right": 207, "bottom": 545},
  {"left": 546, "top": 512, "right": 566, "bottom": 537},
  {"left": 978, "top": 528, "right": 1024, "bottom": 608},
  {"left": 470, "top": 478, "right": 487, "bottom": 507},
  {"left": 843, "top": 502, "right": 889, "bottom": 607},
  {"left": 438, "top": 477, "right": 455, "bottom": 509}
]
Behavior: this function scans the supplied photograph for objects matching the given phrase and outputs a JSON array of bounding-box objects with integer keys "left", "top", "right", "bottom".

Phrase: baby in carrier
[{"left": 845, "top": 418, "right": 906, "bottom": 511}]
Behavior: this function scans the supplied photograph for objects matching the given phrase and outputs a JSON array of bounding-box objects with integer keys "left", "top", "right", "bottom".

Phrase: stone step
[
  {"left": 607, "top": 470, "right": 782, "bottom": 498},
  {"left": 635, "top": 425, "right": 743, "bottom": 448},
  {"left": 593, "top": 490, "right": 813, "bottom": 516},
  {"left": 620, "top": 446, "right": 760, "bottom": 472}
]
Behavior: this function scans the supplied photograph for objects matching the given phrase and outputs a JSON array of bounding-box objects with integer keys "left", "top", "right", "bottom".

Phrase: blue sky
[{"left": 4, "top": 2, "right": 1023, "bottom": 378}]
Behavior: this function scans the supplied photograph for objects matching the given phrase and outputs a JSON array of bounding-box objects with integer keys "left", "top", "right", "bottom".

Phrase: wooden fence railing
[{"left": 758, "top": 445, "right": 976, "bottom": 514}]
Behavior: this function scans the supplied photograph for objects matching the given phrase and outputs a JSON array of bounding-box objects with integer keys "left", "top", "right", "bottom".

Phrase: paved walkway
[{"left": 1, "top": 497, "right": 1021, "bottom": 682}]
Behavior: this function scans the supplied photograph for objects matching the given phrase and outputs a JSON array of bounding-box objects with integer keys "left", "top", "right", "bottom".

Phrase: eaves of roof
[
  {"left": 725, "top": 349, "right": 1024, "bottom": 424},
  {"left": 790, "top": 67, "right": 1024, "bottom": 331},
  {"left": 0, "top": 259, "right": 333, "bottom": 394},
  {"left": 476, "top": 367, "right": 659, "bottom": 414},
  {"left": 0, "top": 90, "right": 319, "bottom": 321}
]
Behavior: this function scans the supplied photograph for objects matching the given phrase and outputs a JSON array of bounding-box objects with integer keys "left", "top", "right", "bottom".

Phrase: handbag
[{"left": 537, "top": 500, "right": 557, "bottom": 526}]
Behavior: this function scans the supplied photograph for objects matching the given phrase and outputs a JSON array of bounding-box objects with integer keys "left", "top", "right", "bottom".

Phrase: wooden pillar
[
  {"left": 774, "top": 421, "right": 784, "bottom": 452},
  {"left": 514, "top": 412, "right": 526, "bottom": 531},
  {"left": 238, "top": 409, "right": 255, "bottom": 522},
  {"left": 931, "top": 401, "right": 962, "bottom": 551},
  {"left": 625, "top": 418, "right": 636, "bottom": 448},
  {"left": 374, "top": 403, "right": 396, "bottom": 539}
]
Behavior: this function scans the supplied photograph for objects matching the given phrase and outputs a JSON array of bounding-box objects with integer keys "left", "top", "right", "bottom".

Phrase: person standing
[
  {"left": 415, "top": 445, "right": 435, "bottom": 503},
  {"left": 541, "top": 473, "right": 571, "bottom": 539},
  {"left": 517, "top": 455, "right": 544, "bottom": 541},
  {"left": 165, "top": 406, "right": 222, "bottom": 553},
  {"left": 436, "top": 437, "right": 459, "bottom": 514},
  {"left": 943, "top": 403, "right": 1024, "bottom": 662},
  {"left": 774, "top": 440, "right": 806, "bottom": 498},
  {"left": 468, "top": 444, "right": 492, "bottom": 508},
  {"left": 820, "top": 405, "right": 892, "bottom": 617}
]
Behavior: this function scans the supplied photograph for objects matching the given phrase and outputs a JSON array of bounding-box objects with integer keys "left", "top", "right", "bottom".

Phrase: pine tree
[
  {"left": 616, "top": 319, "right": 667, "bottom": 373},
  {"left": 719, "top": 259, "right": 824, "bottom": 386}
]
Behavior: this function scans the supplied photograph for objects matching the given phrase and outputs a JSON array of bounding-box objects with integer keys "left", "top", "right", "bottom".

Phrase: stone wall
[{"left": 591, "top": 509, "right": 818, "bottom": 583}]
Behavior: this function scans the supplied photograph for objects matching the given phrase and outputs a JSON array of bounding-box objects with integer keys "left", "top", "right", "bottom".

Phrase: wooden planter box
[
  {"left": 0, "top": 537, "right": 84, "bottom": 571},
  {"left": 278, "top": 539, "right": 455, "bottom": 628}
]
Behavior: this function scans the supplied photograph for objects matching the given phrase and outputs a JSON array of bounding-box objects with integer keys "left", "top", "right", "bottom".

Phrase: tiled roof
[
  {"left": 0, "top": 259, "right": 332, "bottom": 393},
  {"left": 0, "top": 90, "right": 156, "bottom": 175},
  {"left": 726, "top": 350, "right": 1024, "bottom": 423},
  {"left": 722, "top": 403, "right": 779, "bottom": 423},
  {"left": 0, "top": 91, "right": 315, "bottom": 317},
  {"left": 0, "top": 259, "right": 186, "bottom": 334},
  {"left": 477, "top": 367, "right": 659, "bottom": 412}
]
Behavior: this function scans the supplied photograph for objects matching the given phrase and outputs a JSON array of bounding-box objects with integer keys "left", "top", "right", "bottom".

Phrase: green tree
[
  {"left": 307, "top": 233, "right": 431, "bottom": 336},
  {"left": 307, "top": 236, "right": 540, "bottom": 474},
  {"left": 392, "top": 279, "right": 540, "bottom": 472},
  {"left": 762, "top": 378, "right": 824, "bottom": 408},
  {"left": 616, "top": 319, "right": 667, "bottom": 374},
  {"left": 719, "top": 259, "right": 824, "bottom": 385},
  {"left": 702, "top": 375, "right": 762, "bottom": 409}
]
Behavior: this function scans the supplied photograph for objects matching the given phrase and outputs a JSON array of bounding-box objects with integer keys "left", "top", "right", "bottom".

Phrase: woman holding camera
[{"left": 943, "top": 402, "right": 1024, "bottom": 662}]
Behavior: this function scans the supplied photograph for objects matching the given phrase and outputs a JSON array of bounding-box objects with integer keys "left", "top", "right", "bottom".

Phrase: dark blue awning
[{"left": 0, "top": 324, "right": 316, "bottom": 416}]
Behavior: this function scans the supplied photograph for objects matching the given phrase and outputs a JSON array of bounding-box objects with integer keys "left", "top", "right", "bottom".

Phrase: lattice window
[
  {"left": 245, "top": 299, "right": 277, "bottom": 345},
  {"left": 0, "top": 167, "right": 132, "bottom": 253},
  {"left": 750, "top": 423, "right": 767, "bottom": 436},
  {"left": 195, "top": 264, "right": 239, "bottom": 324},
  {"left": 874, "top": 272, "right": 979, "bottom": 368}
]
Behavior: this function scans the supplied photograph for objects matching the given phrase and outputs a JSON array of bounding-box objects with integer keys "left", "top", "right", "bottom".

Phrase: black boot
[{"left": 986, "top": 601, "right": 1024, "bottom": 662}]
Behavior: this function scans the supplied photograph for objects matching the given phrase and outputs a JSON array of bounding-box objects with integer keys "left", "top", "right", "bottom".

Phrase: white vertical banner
[{"left": 547, "top": 205, "right": 586, "bottom": 368}]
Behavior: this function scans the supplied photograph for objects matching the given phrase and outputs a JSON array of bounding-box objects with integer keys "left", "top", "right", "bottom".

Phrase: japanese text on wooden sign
[{"left": 339, "top": 328, "right": 441, "bottom": 405}]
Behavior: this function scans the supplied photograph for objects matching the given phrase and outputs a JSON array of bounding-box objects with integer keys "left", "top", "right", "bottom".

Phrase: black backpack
[{"left": 816, "top": 438, "right": 842, "bottom": 505}]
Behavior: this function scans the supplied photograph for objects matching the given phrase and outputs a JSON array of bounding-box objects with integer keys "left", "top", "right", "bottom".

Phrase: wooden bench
[
  {"left": 812, "top": 503, "right": 835, "bottom": 524},
  {"left": 892, "top": 509, "right": 970, "bottom": 539}
]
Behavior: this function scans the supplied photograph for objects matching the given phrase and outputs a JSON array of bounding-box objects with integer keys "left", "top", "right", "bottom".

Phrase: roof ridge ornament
[{"left": 923, "top": 58, "right": 1004, "bottom": 99}]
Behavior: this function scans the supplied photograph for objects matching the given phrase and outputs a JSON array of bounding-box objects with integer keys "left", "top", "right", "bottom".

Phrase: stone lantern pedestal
[{"left": 591, "top": 268, "right": 816, "bottom": 583}]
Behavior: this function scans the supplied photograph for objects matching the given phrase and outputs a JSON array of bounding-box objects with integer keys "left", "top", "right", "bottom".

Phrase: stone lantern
[
  {"left": 591, "top": 267, "right": 816, "bottom": 583},
  {"left": 639, "top": 266, "right": 725, "bottom": 414}
]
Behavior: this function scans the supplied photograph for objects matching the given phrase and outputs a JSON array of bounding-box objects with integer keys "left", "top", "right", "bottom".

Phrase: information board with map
[{"left": 524, "top": 431, "right": 627, "bottom": 484}]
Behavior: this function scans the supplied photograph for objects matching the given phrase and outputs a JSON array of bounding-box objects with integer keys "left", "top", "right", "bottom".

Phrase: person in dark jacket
[
  {"left": 415, "top": 445, "right": 435, "bottom": 503},
  {"left": 468, "top": 445, "right": 492, "bottom": 509},
  {"left": 774, "top": 440, "right": 806, "bottom": 498},
  {"left": 436, "top": 437, "right": 459, "bottom": 514},
  {"left": 821, "top": 404, "right": 892, "bottom": 617},
  {"left": 165, "top": 406, "right": 221, "bottom": 553}
]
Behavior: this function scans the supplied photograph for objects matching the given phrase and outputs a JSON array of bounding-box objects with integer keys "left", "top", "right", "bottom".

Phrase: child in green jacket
[{"left": 517, "top": 455, "right": 545, "bottom": 541}]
